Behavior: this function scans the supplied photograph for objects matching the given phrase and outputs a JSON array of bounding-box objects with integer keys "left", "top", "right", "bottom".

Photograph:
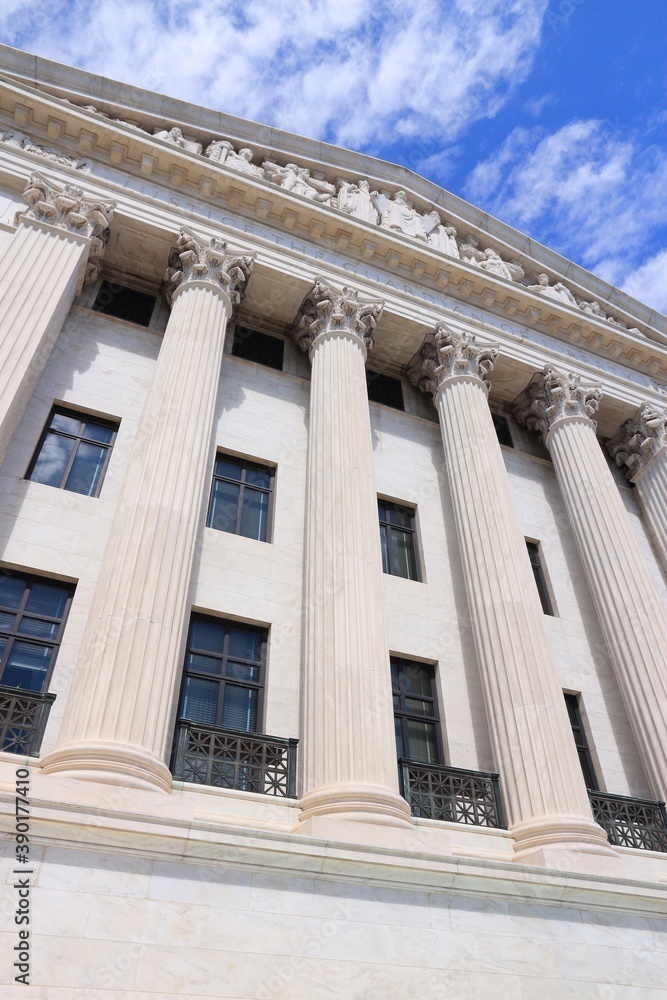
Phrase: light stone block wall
[{"left": 1, "top": 842, "right": 665, "bottom": 998}]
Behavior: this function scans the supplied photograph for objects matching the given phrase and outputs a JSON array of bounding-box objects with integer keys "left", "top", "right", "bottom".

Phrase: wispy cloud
[
  {"left": 465, "top": 119, "right": 667, "bottom": 307},
  {"left": 0, "top": 0, "right": 548, "bottom": 151}
]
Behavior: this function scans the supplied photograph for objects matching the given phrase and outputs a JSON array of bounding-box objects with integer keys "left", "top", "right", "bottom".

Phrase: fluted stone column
[
  {"left": 516, "top": 367, "right": 667, "bottom": 801},
  {"left": 41, "top": 229, "right": 253, "bottom": 791},
  {"left": 411, "top": 325, "right": 610, "bottom": 856},
  {"left": 608, "top": 403, "right": 667, "bottom": 574},
  {"left": 0, "top": 173, "right": 114, "bottom": 466},
  {"left": 293, "top": 279, "right": 411, "bottom": 826}
]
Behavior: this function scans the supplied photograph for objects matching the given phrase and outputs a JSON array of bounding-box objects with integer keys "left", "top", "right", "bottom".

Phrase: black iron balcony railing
[
  {"left": 589, "top": 790, "right": 667, "bottom": 853},
  {"left": 0, "top": 686, "right": 56, "bottom": 756},
  {"left": 172, "top": 719, "right": 298, "bottom": 798},
  {"left": 398, "top": 758, "right": 505, "bottom": 828}
]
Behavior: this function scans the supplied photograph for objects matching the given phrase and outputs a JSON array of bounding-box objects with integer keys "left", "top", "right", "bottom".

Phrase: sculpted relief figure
[
  {"left": 479, "top": 247, "right": 514, "bottom": 281},
  {"left": 337, "top": 179, "right": 379, "bottom": 224},
  {"left": 265, "top": 161, "right": 335, "bottom": 204},
  {"left": 373, "top": 189, "right": 428, "bottom": 241},
  {"left": 528, "top": 272, "right": 578, "bottom": 306},
  {"left": 576, "top": 297, "right": 607, "bottom": 319},
  {"left": 424, "top": 212, "right": 460, "bottom": 257},
  {"left": 153, "top": 126, "right": 202, "bottom": 154},
  {"left": 205, "top": 141, "right": 264, "bottom": 178},
  {"left": 459, "top": 235, "right": 485, "bottom": 265}
]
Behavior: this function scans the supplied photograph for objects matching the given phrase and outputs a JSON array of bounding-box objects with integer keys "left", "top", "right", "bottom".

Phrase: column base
[
  {"left": 298, "top": 783, "right": 412, "bottom": 829},
  {"left": 510, "top": 814, "right": 616, "bottom": 862},
  {"left": 39, "top": 740, "right": 173, "bottom": 794}
]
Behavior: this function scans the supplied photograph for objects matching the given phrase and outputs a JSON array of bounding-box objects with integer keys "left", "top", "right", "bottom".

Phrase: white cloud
[
  {"left": 465, "top": 120, "right": 667, "bottom": 312},
  {"left": 622, "top": 250, "right": 667, "bottom": 315},
  {"left": 0, "top": 0, "right": 548, "bottom": 149}
]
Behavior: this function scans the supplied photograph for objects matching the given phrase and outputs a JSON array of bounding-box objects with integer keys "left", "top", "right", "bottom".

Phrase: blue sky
[{"left": 1, "top": 0, "right": 665, "bottom": 312}]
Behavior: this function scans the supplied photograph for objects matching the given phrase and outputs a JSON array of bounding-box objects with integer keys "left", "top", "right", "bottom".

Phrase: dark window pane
[
  {"left": 221, "top": 685, "right": 258, "bottom": 731},
  {"left": 82, "top": 422, "right": 115, "bottom": 444},
  {"left": 186, "top": 652, "right": 221, "bottom": 675},
  {"left": 190, "top": 619, "right": 225, "bottom": 654},
  {"left": 0, "top": 611, "right": 16, "bottom": 630},
  {"left": 92, "top": 282, "right": 156, "bottom": 326},
  {"left": 240, "top": 489, "right": 269, "bottom": 541},
  {"left": 31, "top": 433, "right": 75, "bottom": 487},
  {"left": 232, "top": 327, "right": 284, "bottom": 371},
  {"left": 405, "top": 697, "right": 431, "bottom": 717},
  {"left": 228, "top": 628, "right": 261, "bottom": 662},
  {"left": 25, "top": 584, "right": 70, "bottom": 619},
  {"left": 3, "top": 641, "right": 52, "bottom": 691},
  {"left": 0, "top": 577, "right": 25, "bottom": 609},
  {"left": 395, "top": 665, "right": 432, "bottom": 697},
  {"left": 390, "top": 529, "right": 417, "bottom": 580},
  {"left": 386, "top": 506, "right": 413, "bottom": 529},
  {"left": 380, "top": 524, "right": 390, "bottom": 574},
  {"left": 244, "top": 467, "right": 271, "bottom": 489},
  {"left": 366, "top": 370, "right": 404, "bottom": 410},
  {"left": 215, "top": 458, "right": 243, "bottom": 481},
  {"left": 65, "top": 442, "right": 107, "bottom": 496},
  {"left": 226, "top": 660, "right": 260, "bottom": 683},
  {"left": 19, "top": 618, "right": 59, "bottom": 640},
  {"left": 526, "top": 541, "right": 554, "bottom": 616},
  {"left": 406, "top": 719, "right": 439, "bottom": 764},
  {"left": 492, "top": 413, "right": 513, "bottom": 448},
  {"left": 51, "top": 413, "right": 83, "bottom": 435},
  {"left": 209, "top": 480, "right": 240, "bottom": 533},
  {"left": 181, "top": 676, "right": 218, "bottom": 724},
  {"left": 395, "top": 717, "right": 404, "bottom": 758}
]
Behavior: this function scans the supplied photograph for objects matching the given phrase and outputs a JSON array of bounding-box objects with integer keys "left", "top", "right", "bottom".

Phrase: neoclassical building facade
[{"left": 0, "top": 44, "right": 666, "bottom": 998}]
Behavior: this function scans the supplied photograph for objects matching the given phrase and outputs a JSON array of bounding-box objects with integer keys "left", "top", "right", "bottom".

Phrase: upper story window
[
  {"left": 392, "top": 658, "right": 442, "bottom": 764},
  {"left": 27, "top": 408, "right": 118, "bottom": 497},
  {"left": 379, "top": 500, "right": 421, "bottom": 581},
  {"left": 564, "top": 692, "right": 598, "bottom": 790},
  {"left": 232, "top": 326, "right": 284, "bottom": 371},
  {"left": 207, "top": 455, "right": 274, "bottom": 542},
  {"left": 178, "top": 616, "right": 266, "bottom": 732},
  {"left": 366, "top": 370, "right": 404, "bottom": 410},
  {"left": 0, "top": 571, "right": 74, "bottom": 692},
  {"left": 92, "top": 281, "right": 157, "bottom": 326},
  {"left": 492, "top": 413, "right": 514, "bottom": 448},
  {"left": 526, "top": 540, "right": 555, "bottom": 616}
]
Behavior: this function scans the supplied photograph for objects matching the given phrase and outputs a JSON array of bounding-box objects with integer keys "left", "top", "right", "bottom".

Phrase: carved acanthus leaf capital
[
  {"left": 607, "top": 402, "right": 667, "bottom": 479},
  {"left": 292, "top": 278, "right": 383, "bottom": 354},
  {"left": 409, "top": 322, "right": 499, "bottom": 397},
  {"left": 514, "top": 364, "right": 601, "bottom": 441},
  {"left": 17, "top": 172, "right": 115, "bottom": 283},
  {"left": 164, "top": 228, "right": 254, "bottom": 307}
]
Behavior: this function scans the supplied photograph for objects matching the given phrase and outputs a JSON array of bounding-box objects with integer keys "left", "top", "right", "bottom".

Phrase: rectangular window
[
  {"left": 0, "top": 571, "right": 74, "bottom": 692},
  {"left": 564, "top": 693, "right": 598, "bottom": 790},
  {"left": 366, "top": 370, "right": 404, "bottom": 410},
  {"left": 232, "top": 326, "right": 284, "bottom": 371},
  {"left": 392, "top": 658, "right": 442, "bottom": 765},
  {"left": 207, "top": 455, "right": 274, "bottom": 542},
  {"left": 92, "top": 281, "right": 156, "bottom": 326},
  {"left": 178, "top": 616, "right": 266, "bottom": 732},
  {"left": 379, "top": 500, "right": 420, "bottom": 581},
  {"left": 492, "top": 412, "right": 513, "bottom": 448},
  {"left": 28, "top": 408, "right": 118, "bottom": 497},
  {"left": 526, "top": 540, "right": 554, "bottom": 615}
]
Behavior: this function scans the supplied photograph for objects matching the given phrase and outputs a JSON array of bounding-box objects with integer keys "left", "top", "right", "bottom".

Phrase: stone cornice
[
  {"left": 0, "top": 63, "right": 665, "bottom": 353},
  {"left": 608, "top": 403, "right": 667, "bottom": 480},
  {"left": 164, "top": 227, "right": 254, "bottom": 307},
  {"left": 292, "top": 277, "right": 384, "bottom": 355},
  {"left": 514, "top": 365, "right": 602, "bottom": 442}
]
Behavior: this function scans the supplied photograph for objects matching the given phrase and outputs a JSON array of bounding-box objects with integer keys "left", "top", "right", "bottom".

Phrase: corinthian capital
[
  {"left": 18, "top": 172, "right": 115, "bottom": 283},
  {"left": 409, "top": 322, "right": 499, "bottom": 397},
  {"left": 164, "top": 228, "right": 254, "bottom": 306},
  {"left": 292, "top": 277, "right": 384, "bottom": 354},
  {"left": 514, "top": 364, "right": 601, "bottom": 441},
  {"left": 608, "top": 402, "right": 667, "bottom": 479}
]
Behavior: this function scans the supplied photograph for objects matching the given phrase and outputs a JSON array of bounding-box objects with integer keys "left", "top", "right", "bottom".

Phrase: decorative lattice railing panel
[
  {"left": 398, "top": 758, "right": 505, "bottom": 828},
  {"left": 172, "top": 720, "right": 298, "bottom": 797},
  {"left": 589, "top": 790, "right": 667, "bottom": 852},
  {"left": 0, "top": 686, "right": 56, "bottom": 756}
]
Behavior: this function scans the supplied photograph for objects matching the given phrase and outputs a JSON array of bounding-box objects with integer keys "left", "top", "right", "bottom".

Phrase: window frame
[
  {"left": 26, "top": 406, "right": 118, "bottom": 498},
  {"left": 564, "top": 692, "right": 599, "bottom": 791},
  {"left": 378, "top": 498, "right": 422, "bottom": 582},
  {"left": 178, "top": 614, "right": 268, "bottom": 733},
  {"left": 231, "top": 324, "right": 285, "bottom": 371},
  {"left": 206, "top": 453, "right": 275, "bottom": 543},
  {"left": 0, "top": 569, "right": 75, "bottom": 693},
  {"left": 366, "top": 369, "right": 405, "bottom": 410},
  {"left": 391, "top": 657, "right": 443, "bottom": 765},
  {"left": 525, "top": 539, "right": 555, "bottom": 616}
]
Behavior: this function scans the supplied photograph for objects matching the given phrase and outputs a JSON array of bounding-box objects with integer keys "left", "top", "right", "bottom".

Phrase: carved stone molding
[
  {"left": 17, "top": 172, "right": 115, "bottom": 283},
  {"left": 409, "top": 322, "right": 499, "bottom": 397},
  {"left": 292, "top": 277, "right": 384, "bottom": 355},
  {"left": 608, "top": 403, "right": 667, "bottom": 480},
  {"left": 164, "top": 227, "right": 254, "bottom": 306},
  {"left": 514, "top": 364, "right": 602, "bottom": 441}
]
